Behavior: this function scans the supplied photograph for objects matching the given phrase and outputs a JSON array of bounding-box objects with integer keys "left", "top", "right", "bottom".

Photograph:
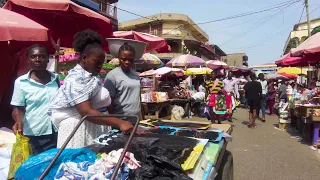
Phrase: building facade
[
  {"left": 250, "top": 63, "right": 278, "bottom": 74},
  {"left": 119, "top": 13, "right": 218, "bottom": 63},
  {"left": 72, "top": 0, "right": 119, "bottom": 30},
  {"left": 283, "top": 18, "right": 320, "bottom": 55},
  {"left": 226, "top": 53, "right": 248, "bottom": 67}
]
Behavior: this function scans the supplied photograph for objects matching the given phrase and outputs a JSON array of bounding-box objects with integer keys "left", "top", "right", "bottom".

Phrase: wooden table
[{"left": 142, "top": 101, "right": 170, "bottom": 119}]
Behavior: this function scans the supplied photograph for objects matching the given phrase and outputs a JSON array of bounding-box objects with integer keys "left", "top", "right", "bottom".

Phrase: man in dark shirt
[{"left": 244, "top": 73, "right": 262, "bottom": 128}]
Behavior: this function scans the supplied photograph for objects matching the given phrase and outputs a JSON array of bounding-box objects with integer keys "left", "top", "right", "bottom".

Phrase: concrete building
[
  {"left": 226, "top": 53, "right": 248, "bottom": 67},
  {"left": 119, "top": 13, "right": 218, "bottom": 63},
  {"left": 72, "top": 0, "right": 119, "bottom": 30},
  {"left": 283, "top": 18, "right": 320, "bottom": 55}
]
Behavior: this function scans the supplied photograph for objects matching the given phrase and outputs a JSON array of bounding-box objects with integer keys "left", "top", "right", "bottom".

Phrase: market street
[{"left": 227, "top": 108, "right": 320, "bottom": 180}]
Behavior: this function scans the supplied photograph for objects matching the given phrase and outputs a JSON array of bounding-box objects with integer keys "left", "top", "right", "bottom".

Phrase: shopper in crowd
[
  {"left": 244, "top": 73, "right": 262, "bottom": 129},
  {"left": 267, "top": 80, "right": 277, "bottom": 115},
  {"left": 205, "top": 71, "right": 224, "bottom": 124},
  {"left": 104, "top": 43, "right": 144, "bottom": 121},
  {"left": 223, "top": 73, "right": 239, "bottom": 122},
  {"left": 50, "top": 30, "right": 133, "bottom": 148},
  {"left": 11, "top": 44, "right": 59, "bottom": 155},
  {"left": 257, "top": 73, "right": 268, "bottom": 122},
  {"left": 278, "top": 80, "right": 288, "bottom": 102}
]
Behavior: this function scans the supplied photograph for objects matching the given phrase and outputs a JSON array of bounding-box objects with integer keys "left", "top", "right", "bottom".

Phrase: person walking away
[
  {"left": 223, "top": 73, "right": 239, "bottom": 122},
  {"left": 244, "top": 73, "right": 262, "bottom": 128},
  {"left": 104, "top": 43, "right": 144, "bottom": 121},
  {"left": 50, "top": 30, "right": 133, "bottom": 148},
  {"left": 11, "top": 45, "right": 59, "bottom": 155},
  {"left": 279, "top": 80, "right": 288, "bottom": 103},
  {"left": 257, "top": 73, "right": 268, "bottom": 122},
  {"left": 268, "top": 80, "right": 277, "bottom": 115}
]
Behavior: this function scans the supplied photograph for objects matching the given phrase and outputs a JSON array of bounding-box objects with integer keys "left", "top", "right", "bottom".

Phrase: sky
[{"left": 116, "top": 0, "right": 320, "bottom": 66}]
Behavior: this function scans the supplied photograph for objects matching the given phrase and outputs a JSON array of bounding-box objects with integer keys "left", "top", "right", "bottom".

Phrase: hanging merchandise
[{"left": 208, "top": 91, "right": 233, "bottom": 121}]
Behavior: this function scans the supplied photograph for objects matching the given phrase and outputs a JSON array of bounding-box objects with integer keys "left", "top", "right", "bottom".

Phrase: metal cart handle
[{"left": 39, "top": 114, "right": 140, "bottom": 180}]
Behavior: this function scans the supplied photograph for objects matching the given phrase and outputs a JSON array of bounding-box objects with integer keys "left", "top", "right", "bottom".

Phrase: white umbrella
[
  {"left": 206, "top": 60, "right": 228, "bottom": 70},
  {"left": 152, "top": 67, "right": 184, "bottom": 76}
]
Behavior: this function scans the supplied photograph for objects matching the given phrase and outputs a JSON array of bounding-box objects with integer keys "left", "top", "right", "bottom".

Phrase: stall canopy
[
  {"left": 277, "top": 67, "right": 307, "bottom": 76},
  {"left": 152, "top": 67, "right": 184, "bottom": 76},
  {"left": 184, "top": 68, "right": 212, "bottom": 75},
  {"left": 0, "top": 8, "right": 48, "bottom": 41},
  {"left": 109, "top": 53, "right": 163, "bottom": 69},
  {"left": 291, "top": 33, "right": 320, "bottom": 57},
  {"left": 266, "top": 74, "right": 288, "bottom": 80},
  {"left": 113, "top": 31, "right": 171, "bottom": 53},
  {"left": 166, "top": 54, "right": 206, "bottom": 67},
  {"left": 277, "top": 72, "right": 298, "bottom": 79},
  {"left": 3, "top": 0, "right": 113, "bottom": 49},
  {"left": 206, "top": 60, "right": 228, "bottom": 70}
]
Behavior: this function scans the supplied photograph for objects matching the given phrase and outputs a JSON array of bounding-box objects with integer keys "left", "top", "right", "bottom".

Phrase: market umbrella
[
  {"left": 3, "top": 0, "right": 113, "bottom": 49},
  {"left": 232, "top": 66, "right": 251, "bottom": 72},
  {"left": 139, "top": 69, "right": 156, "bottom": 77},
  {"left": 274, "top": 53, "right": 318, "bottom": 67},
  {"left": 109, "top": 53, "right": 163, "bottom": 69},
  {"left": 277, "top": 72, "right": 298, "bottom": 79},
  {"left": 0, "top": 8, "right": 48, "bottom": 41},
  {"left": 277, "top": 67, "right": 307, "bottom": 76},
  {"left": 152, "top": 67, "right": 184, "bottom": 76},
  {"left": 184, "top": 67, "right": 212, "bottom": 75},
  {"left": 291, "top": 33, "right": 320, "bottom": 57},
  {"left": 266, "top": 74, "right": 288, "bottom": 80},
  {"left": 113, "top": 31, "right": 170, "bottom": 53},
  {"left": 166, "top": 54, "right": 206, "bottom": 67},
  {"left": 206, "top": 60, "right": 228, "bottom": 70}
]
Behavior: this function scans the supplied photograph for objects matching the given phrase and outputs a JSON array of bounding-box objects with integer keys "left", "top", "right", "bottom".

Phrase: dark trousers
[{"left": 26, "top": 132, "right": 57, "bottom": 156}]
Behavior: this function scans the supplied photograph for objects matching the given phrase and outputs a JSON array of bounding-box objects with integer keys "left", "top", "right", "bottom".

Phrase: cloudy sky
[{"left": 116, "top": 0, "right": 320, "bottom": 66}]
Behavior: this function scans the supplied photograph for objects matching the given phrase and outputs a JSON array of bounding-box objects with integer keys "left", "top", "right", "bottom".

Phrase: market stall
[{"left": 11, "top": 115, "right": 233, "bottom": 180}]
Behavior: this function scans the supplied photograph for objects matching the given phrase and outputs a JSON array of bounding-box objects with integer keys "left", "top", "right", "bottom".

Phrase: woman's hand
[{"left": 119, "top": 121, "right": 134, "bottom": 134}]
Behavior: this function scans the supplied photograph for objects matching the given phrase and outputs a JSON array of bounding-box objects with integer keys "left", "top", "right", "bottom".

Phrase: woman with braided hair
[{"left": 50, "top": 30, "right": 133, "bottom": 148}]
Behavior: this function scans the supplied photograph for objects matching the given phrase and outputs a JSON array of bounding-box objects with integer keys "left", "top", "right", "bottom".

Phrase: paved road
[{"left": 227, "top": 108, "right": 320, "bottom": 180}]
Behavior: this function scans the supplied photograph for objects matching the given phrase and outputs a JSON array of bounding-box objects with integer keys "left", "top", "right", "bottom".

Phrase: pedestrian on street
[
  {"left": 278, "top": 80, "right": 288, "bottom": 103},
  {"left": 223, "top": 73, "right": 239, "bottom": 122},
  {"left": 244, "top": 73, "right": 262, "bottom": 128},
  {"left": 267, "top": 80, "right": 277, "bottom": 115},
  {"left": 11, "top": 44, "right": 59, "bottom": 155},
  {"left": 257, "top": 73, "right": 268, "bottom": 122}
]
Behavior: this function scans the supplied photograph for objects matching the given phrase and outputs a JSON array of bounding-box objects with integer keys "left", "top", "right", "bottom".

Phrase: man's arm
[{"left": 12, "top": 106, "right": 25, "bottom": 134}]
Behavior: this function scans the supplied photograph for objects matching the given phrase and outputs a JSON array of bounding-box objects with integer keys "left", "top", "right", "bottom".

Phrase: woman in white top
[{"left": 50, "top": 30, "right": 133, "bottom": 148}]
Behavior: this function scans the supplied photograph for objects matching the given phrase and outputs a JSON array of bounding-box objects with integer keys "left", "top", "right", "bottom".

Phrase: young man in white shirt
[{"left": 257, "top": 73, "right": 268, "bottom": 122}]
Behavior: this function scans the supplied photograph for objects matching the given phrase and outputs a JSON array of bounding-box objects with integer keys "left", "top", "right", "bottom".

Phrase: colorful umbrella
[
  {"left": 206, "top": 60, "right": 228, "bottom": 70},
  {"left": 232, "top": 66, "right": 251, "bottom": 72},
  {"left": 184, "top": 68, "right": 213, "bottom": 75},
  {"left": 4, "top": 0, "right": 113, "bottom": 50},
  {"left": 152, "top": 67, "right": 184, "bottom": 76},
  {"left": 277, "top": 67, "right": 307, "bottom": 76},
  {"left": 277, "top": 72, "right": 298, "bottom": 79},
  {"left": 113, "top": 31, "right": 170, "bottom": 53},
  {"left": 166, "top": 54, "right": 206, "bottom": 67},
  {"left": 291, "top": 33, "right": 320, "bottom": 56},
  {"left": 0, "top": 8, "right": 48, "bottom": 41},
  {"left": 266, "top": 74, "right": 288, "bottom": 80},
  {"left": 139, "top": 69, "right": 156, "bottom": 77}
]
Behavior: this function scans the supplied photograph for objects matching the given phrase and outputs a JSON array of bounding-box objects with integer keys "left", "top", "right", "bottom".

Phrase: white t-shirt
[
  {"left": 198, "top": 85, "right": 206, "bottom": 93},
  {"left": 192, "top": 92, "right": 205, "bottom": 101},
  {"left": 258, "top": 80, "right": 268, "bottom": 95}
]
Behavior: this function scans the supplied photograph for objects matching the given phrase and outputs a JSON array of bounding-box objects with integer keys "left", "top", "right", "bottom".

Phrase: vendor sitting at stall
[{"left": 50, "top": 30, "right": 133, "bottom": 148}]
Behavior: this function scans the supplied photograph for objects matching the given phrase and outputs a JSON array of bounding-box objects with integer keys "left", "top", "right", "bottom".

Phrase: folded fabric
[
  {"left": 14, "top": 148, "right": 97, "bottom": 180},
  {"left": 55, "top": 149, "right": 140, "bottom": 180}
]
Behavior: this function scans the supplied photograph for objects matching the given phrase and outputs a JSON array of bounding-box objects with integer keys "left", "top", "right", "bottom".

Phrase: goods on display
[{"left": 141, "top": 91, "right": 169, "bottom": 102}]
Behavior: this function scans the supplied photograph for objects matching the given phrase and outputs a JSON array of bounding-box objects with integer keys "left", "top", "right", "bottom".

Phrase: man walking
[
  {"left": 244, "top": 73, "right": 262, "bottom": 128},
  {"left": 223, "top": 73, "right": 239, "bottom": 122},
  {"left": 257, "top": 73, "right": 268, "bottom": 122}
]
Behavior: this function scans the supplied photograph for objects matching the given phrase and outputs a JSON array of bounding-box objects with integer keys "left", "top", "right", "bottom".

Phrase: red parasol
[
  {"left": 113, "top": 31, "right": 170, "bottom": 53},
  {"left": 0, "top": 8, "right": 48, "bottom": 41},
  {"left": 275, "top": 53, "right": 320, "bottom": 67},
  {"left": 3, "top": 0, "right": 113, "bottom": 49}
]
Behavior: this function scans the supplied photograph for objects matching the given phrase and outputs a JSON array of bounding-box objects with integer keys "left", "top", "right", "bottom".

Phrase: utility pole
[{"left": 305, "top": 0, "right": 311, "bottom": 37}]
